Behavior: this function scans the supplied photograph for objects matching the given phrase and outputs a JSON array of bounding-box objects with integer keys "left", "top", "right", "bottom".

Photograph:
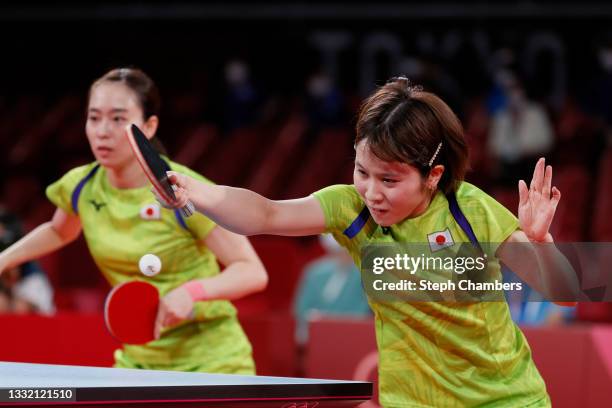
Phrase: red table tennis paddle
[
  {"left": 104, "top": 281, "right": 160, "bottom": 344},
  {"left": 126, "top": 123, "right": 195, "bottom": 217}
]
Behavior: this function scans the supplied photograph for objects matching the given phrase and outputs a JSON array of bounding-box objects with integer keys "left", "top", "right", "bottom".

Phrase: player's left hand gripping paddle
[
  {"left": 104, "top": 281, "right": 160, "bottom": 344},
  {"left": 126, "top": 123, "right": 195, "bottom": 217}
]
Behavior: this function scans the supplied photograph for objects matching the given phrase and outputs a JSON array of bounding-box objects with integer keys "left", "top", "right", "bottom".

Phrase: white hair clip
[{"left": 428, "top": 142, "right": 442, "bottom": 167}]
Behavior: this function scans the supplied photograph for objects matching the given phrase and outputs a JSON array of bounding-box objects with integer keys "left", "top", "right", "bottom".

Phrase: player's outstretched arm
[
  {"left": 0, "top": 208, "right": 82, "bottom": 276},
  {"left": 161, "top": 171, "right": 327, "bottom": 237}
]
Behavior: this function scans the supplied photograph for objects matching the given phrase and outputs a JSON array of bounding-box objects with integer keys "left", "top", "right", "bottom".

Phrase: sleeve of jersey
[
  {"left": 471, "top": 191, "right": 520, "bottom": 252},
  {"left": 312, "top": 185, "right": 364, "bottom": 247},
  {"left": 169, "top": 162, "right": 217, "bottom": 241},
  {"left": 45, "top": 164, "right": 96, "bottom": 216}
]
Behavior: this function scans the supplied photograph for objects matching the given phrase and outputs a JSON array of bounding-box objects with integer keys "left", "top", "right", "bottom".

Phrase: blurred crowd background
[{"left": 1, "top": 0, "right": 611, "bottom": 323}]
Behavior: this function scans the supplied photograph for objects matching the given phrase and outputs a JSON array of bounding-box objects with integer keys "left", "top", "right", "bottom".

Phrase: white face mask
[
  {"left": 599, "top": 49, "right": 612, "bottom": 72},
  {"left": 307, "top": 75, "right": 331, "bottom": 97},
  {"left": 225, "top": 61, "right": 249, "bottom": 85},
  {"left": 508, "top": 89, "right": 526, "bottom": 108}
]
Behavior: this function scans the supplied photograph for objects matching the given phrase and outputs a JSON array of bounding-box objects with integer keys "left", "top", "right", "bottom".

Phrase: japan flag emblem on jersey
[
  {"left": 427, "top": 228, "right": 454, "bottom": 252},
  {"left": 140, "top": 203, "right": 161, "bottom": 220}
]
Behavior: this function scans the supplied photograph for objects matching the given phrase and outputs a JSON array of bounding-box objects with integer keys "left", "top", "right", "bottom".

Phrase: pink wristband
[{"left": 183, "top": 281, "right": 207, "bottom": 301}]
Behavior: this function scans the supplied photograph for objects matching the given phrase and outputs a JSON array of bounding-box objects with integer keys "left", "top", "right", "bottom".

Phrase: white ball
[{"left": 139, "top": 254, "right": 162, "bottom": 277}]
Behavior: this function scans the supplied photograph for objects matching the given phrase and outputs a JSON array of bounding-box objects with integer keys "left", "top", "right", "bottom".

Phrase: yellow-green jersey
[
  {"left": 46, "top": 160, "right": 254, "bottom": 374},
  {"left": 313, "top": 182, "right": 550, "bottom": 408}
]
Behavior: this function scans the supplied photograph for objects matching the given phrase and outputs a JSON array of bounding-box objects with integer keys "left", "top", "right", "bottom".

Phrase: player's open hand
[
  {"left": 154, "top": 286, "right": 194, "bottom": 339},
  {"left": 518, "top": 157, "right": 561, "bottom": 243}
]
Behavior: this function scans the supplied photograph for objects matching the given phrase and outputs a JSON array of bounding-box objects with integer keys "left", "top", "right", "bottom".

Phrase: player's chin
[
  {"left": 92, "top": 153, "right": 114, "bottom": 166},
  {"left": 370, "top": 212, "right": 392, "bottom": 226},
  {"left": 97, "top": 156, "right": 128, "bottom": 170}
]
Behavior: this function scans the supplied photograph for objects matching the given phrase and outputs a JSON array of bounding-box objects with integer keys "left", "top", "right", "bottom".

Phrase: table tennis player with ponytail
[{"left": 0, "top": 67, "right": 268, "bottom": 374}]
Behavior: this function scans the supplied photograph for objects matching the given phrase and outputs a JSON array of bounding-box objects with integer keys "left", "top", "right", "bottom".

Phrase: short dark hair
[{"left": 355, "top": 77, "right": 469, "bottom": 194}]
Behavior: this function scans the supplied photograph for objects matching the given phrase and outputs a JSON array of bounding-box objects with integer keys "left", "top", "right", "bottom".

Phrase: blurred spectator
[
  {"left": 398, "top": 55, "right": 464, "bottom": 119},
  {"left": 582, "top": 37, "right": 612, "bottom": 147},
  {"left": 0, "top": 209, "right": 55, "bottom": 315},
  {"left": 503, "top": 268, "right": 575, "bottom": 326},
  {"left": 222, "top": 59, "right": 264, "bottom": 132},
  {"left": 502, "top": 267, "right": 576, "bottom": 326},
  {"left": 485, "top": 48, "right": 517, "bottom": 116},
  {"left": 508, "top": 300, "right": 575, "bottom": 326},
  {"left": 305, "top": 72, "right": 346, "bottom": 130},
  {"left": 293, "top": 234, "right": 370, "bottom": 345},
  {"left": 488, "top": 70, "right": 554, "bottom": 185}
]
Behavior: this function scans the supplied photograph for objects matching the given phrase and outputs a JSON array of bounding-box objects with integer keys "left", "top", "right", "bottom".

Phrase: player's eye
[
  {"left": 382, "top": 178, "right": 397, "bottom": 184},
  {"left": 113, "top": 116, "right": 127, "bottom": 123}
]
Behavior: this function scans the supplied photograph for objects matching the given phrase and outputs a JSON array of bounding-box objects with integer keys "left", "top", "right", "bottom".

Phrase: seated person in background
[
  {"left": 0, "top": 210, "right": 55, "bottom": 314},
  {"left": 506, "top": 294, "right": 575, "bottom": 326},
  {"left": 503, "top": 262, "right": 576, "bottom": 326},
  {"left": 488, "top": 70, "right": 554, "bottom": 186},
  {"left": 293, "top": 234, "right": 371, "bottom": 345}
]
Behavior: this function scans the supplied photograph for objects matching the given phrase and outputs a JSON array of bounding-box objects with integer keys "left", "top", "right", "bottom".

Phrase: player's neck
[{"left": 106, "top": 160, "right": 149, "bottom": 189}]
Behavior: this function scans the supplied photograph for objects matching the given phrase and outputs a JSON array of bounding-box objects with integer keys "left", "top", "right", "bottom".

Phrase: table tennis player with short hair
[
  {"left": 159, "top": 78, "right": 580, "bottom": 407},
  {"left": 0, "top": 67, "right": 268, "bottom": 374}
]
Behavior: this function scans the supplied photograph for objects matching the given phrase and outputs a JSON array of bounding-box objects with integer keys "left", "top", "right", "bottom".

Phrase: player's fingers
[
  {"left": 542, "top": 165, "right": 552, "bottom": 198},
  {"left": 167, "top": 171, "right": 184, "bottom": 187},
  {"left": 171, "top": 187, "right": 190, "bottom": 208},
  {"left": 151, "top": 188, "right": 172, "bottom": 208},
  {"left": 168, "top": 171, "right": 195, "bottom": 195},
  {"left": 154, "top": 305, "right": 165, "bottom": 340},
  {"left": 530, "top": 158, "right": 544, "bottom": 192},
  {"left": 518, "top": 180, "right": 528, "bottom": 207},
  {"left": 551, "top": 187, "right": 561, "bottom": 212},
  {"left": 163, "top": 305, "right": 181, "bottom": 326}
]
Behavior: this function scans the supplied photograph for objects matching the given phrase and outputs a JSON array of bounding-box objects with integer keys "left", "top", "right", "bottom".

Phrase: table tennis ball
[{"left": 139, "top": 254, "right": 162, "bottom": 277}]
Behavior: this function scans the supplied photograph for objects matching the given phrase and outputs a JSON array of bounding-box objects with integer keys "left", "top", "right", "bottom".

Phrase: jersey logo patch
[
  {"left": 140, "top": 203, "right": 161, "bottom": 220},
  {"left": 89, "top": 199, "right": 106, "bottom": 211},
  {"left": 427, "top": 228, "right": 454, "bottom": 252}
]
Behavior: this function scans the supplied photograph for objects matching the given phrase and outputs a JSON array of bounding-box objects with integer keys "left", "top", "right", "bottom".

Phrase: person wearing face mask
[
  {"left": 0, "top": 67, "right": 268, "bottom": 374},
  {"left": 582, "top": 39, "right": 612, "bottom": 146},
  {"left": 293, "top": 233, "right": 371, "bottom": 345},
  {"left": 0, "top": 209, "right": 55, "bottom": 315},
  {"left": 158, "top": 77, "right": 579, "bottom": 407},
  {"left": 488, "top": 70, "right": 554, "bottom": 186},
  {"left": 222, "top": 59, "right": 263, "bottom": 132}
]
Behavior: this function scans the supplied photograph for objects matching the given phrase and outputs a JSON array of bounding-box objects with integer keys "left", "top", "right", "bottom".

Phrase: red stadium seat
[
  {"left": 283, "top": 127, "right": 353, "bottom": 199},
  {"left": 549, "top": 165, "right": 591, "bottom": 241},
  {"left": 591, "top": 149, "right": 612, "bottom": 241},
  {"left": 200, "top": 127, "right": 272, "bottom": 186},
  {"left": 236, "top": 236, "right": 301, "bottom": 312},
  {"left": 172, "top": 123, "right": 219, "bottom": 169},
  {"left": 235, "top": 236, "right": 325, "bottom": 315},
  {"left": 246, "top": 115, "right": 308, "bottom": 198}
]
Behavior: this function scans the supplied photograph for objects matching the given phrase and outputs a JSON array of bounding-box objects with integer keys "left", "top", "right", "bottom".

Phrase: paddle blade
[
  {"left": 104, "top": 281, "right": 159, "bottom": 345},
  {"left": 126, "top": 124, "right": 195, "bottom": 217}
]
